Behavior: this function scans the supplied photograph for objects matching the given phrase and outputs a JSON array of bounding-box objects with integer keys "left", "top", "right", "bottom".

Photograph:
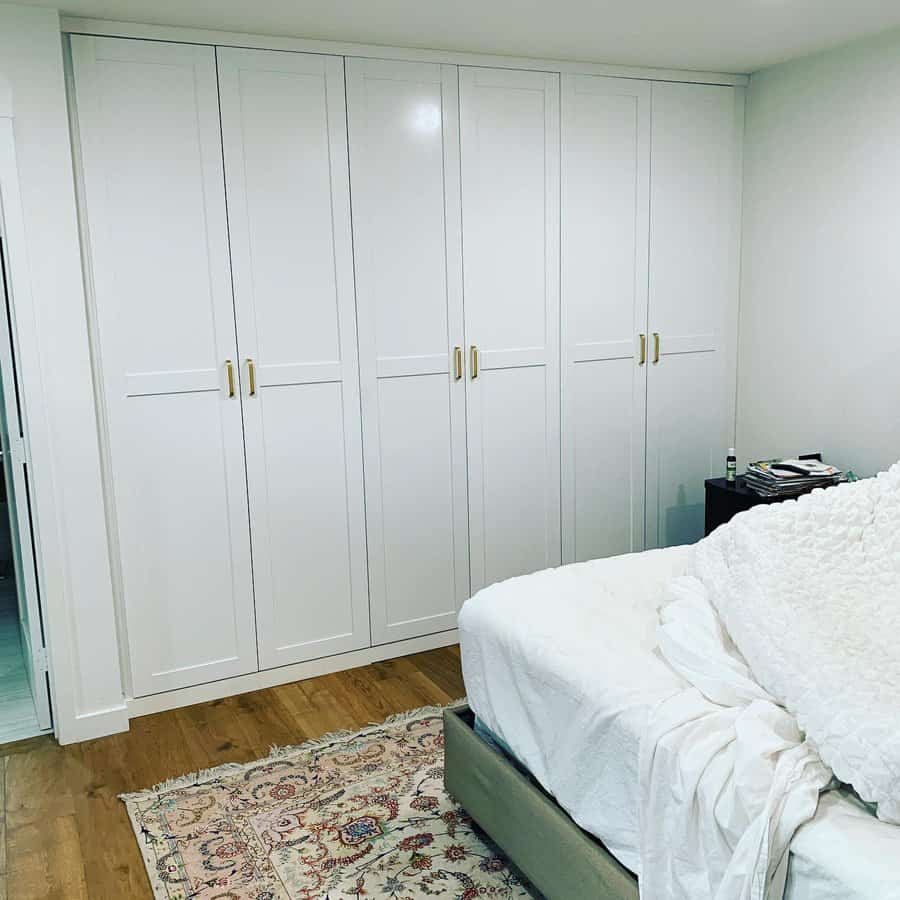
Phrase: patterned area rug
[{"left": 123, "top": 703, "right": 533, "bottom": 899}]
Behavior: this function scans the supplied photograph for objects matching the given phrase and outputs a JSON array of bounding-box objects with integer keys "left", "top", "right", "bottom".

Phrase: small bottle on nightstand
[{"left": 726, "top": 448, "right": 737, "bottom": 483}]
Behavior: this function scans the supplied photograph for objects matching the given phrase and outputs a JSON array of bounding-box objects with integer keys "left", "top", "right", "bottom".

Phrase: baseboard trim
[
  {"left": 57, "top": 702, "right": 130, "bottom": 745},
  {"left": 126, "top": 629, "right": 460, "bottom": 719}
]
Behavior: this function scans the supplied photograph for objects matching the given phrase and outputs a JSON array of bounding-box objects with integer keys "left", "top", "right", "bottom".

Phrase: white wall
[
  {"left": 0, "top": 3, "right": 127, "bottom": 742},
  {"left": 737, "top": 27, "right": 900, "bottom": 477}
]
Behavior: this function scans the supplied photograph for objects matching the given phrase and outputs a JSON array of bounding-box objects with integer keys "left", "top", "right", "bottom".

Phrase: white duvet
[
  {"left": 644, "top": 462, "right": 900, "bottom": 899},
  {"left": 459, "top": 541, "right": 900, "bottom": 900},
  {"left": 692, "top": 463, "right": 900, "bottom": 821}
]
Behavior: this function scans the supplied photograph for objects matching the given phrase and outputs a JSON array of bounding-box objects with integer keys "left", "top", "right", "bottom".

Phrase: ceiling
[{"left": 18, "top": 0, "right": 900, "bottom": 74}]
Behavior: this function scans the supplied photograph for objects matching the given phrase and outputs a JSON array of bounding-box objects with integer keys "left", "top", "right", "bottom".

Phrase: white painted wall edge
[
  {"left": 126, "top": 629, "right": 460, "bottom": 719},
  {"left": 59, "top": 16, "right": 748, "bottom": 86},
  {"left": 0, "top": 4, "right": 126, "bottom": 747},
  {"left": 725, "top": 86, "right": 747, "bottom": 450},
  {"left": 0, "top": 74, "right": 10, "bottom": 117}
]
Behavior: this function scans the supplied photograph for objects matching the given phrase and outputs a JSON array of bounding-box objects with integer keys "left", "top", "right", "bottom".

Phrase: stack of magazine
[{"left": 743, "top": 458, "right": 843, "bottom": 497}]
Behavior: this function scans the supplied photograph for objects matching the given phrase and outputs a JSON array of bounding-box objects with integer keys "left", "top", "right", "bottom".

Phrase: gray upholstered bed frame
[{"left": 444, "top": 705, "right": 639, "bottom": 900}]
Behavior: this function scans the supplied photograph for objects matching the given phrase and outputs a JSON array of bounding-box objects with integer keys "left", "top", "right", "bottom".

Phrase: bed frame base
[{"left": 444, "top": 705, "right": 639, "bottom": 900}]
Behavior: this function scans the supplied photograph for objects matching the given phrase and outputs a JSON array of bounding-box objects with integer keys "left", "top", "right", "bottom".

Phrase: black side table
[{"left": 704, "top": 476, "right": 806, "bottom": 536}]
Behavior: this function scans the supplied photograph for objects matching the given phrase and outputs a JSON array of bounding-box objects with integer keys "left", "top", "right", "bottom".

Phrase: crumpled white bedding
[
  {"left": 459, "top": 547, "right": 900, "bottom": 900},
  {"left": 640, "top": 575, "right": 832, "bottom": 899},
  {"left": 640, "top": 464, "right": 900, "bottom": 898},
  {"left": 691, "top": 464, "right": 900, "bottom": 823}
]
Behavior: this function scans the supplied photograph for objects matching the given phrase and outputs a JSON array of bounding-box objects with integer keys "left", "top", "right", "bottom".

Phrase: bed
[{"left": 448, "top": 547, "right": 900, "bottom": 899}]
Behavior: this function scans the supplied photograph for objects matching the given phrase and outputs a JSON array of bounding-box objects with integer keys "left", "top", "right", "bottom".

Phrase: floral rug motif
[{"left": 123, "top": 703, "right": 534, "bottom": 899}]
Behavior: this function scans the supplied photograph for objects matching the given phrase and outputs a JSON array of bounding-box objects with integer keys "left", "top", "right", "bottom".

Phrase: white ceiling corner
[{"left": 20, "top": 0, "right": 900, "bottom": 74}]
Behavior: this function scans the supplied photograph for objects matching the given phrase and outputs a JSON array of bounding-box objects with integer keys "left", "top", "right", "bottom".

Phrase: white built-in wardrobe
[{"left": 69, "top": 35, "right": 742, "bottom": 702}]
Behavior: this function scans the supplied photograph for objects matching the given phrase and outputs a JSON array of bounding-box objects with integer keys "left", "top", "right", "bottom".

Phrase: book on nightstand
[{"left": 743, "top": 457, "right": 843, "bottom": 497}]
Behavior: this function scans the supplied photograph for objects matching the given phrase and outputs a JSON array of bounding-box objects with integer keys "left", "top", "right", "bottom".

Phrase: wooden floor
[{"left": 0, "top": 645, "right": 463, "bottom": 900}]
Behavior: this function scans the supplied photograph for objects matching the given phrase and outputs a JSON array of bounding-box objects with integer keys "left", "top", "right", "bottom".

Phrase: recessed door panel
[
  {"left": 561, "top": 75, "right": 650, "bottom": 563},
  {"left": 218, "top": 47, "right": 370, "bottom": 668},
  {"left": 647, "top": 351, "right": 720, "bottom": 547},
  {"left": 119, "top": 392, "right": 252, "bottom": 683},
  {"left": 253, "top": 381, "right": 358, "bottom": 654},
  {"left": 459, "top": 67, "right": 561, "bottom": 593},
  {"left": 478, "top": 365, "right": 555, "bottom": 587},
  {"left": 346, "top": 58, "right": 468, "bottom": 643},
  {"left": 573, "top": 358, "right": 642, "bottom": 560},
  {"left": 460, "top": 70, "right": 551, "bottom": 355},
  {"left": 646, "top": 82, "right": 742, "bottom": 548},
  {"left": 375, "top": 374, "right": 459, "bottom": 632},
  {"left": 71, "top": 36, "right": 257, "bottom": 696}
]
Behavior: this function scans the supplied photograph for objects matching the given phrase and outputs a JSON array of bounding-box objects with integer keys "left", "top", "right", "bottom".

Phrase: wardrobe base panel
[{"left": 125, "top": 628, "right": 460, "bottom": 720}]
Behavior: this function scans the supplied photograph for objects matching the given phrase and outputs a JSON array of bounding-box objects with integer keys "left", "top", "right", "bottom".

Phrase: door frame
[{"left": 0, "top": 118, "right": 53, "bottom": 732}]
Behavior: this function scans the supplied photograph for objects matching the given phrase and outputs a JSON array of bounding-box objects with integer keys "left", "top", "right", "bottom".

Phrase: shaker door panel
[
  {"left": 218, "top": 47, "right": 370, "bottom": 667},
  {"left": 71, "top": 36, "right": 257, "bottom": 695},
  {"left": 561, "top": 74, "right": 650, "bottom": 563},
  {"left": 346, "top": 58, "right": 468, "bottom": 644},
  {"left": 459, "top": 67, "right": 561, "bottom": 593},
  {"left": 645, "top": 82, "right": 743, "bottom": 548}
]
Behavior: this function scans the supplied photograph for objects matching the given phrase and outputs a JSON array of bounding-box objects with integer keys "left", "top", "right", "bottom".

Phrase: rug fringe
[{"left": 119, "top": 697, "right": 467, "bottom": 805}]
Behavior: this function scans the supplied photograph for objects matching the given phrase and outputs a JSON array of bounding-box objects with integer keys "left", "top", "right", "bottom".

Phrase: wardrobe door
[
  {"left": 459, "top": 67, "right": 561, "bottom": 592},
  {"left": 561, "top": 75, "right": 650, "bottom": 564},
  {"left": 346, "top": 59, "right": 469, "bottom": 645},
  {"left": 645, "top": 82, "right": 743, "bottom": 548},
  {"left": 70, "top": 37, "right": 257, "bottom": 695},
  {"left": 217, "top": 48, "right": 370, "bottom": 668}
]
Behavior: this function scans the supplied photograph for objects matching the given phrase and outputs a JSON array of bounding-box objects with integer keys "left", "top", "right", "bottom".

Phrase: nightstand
[{"left": 704, "top": 476, "right": 809, "bottom": 536}]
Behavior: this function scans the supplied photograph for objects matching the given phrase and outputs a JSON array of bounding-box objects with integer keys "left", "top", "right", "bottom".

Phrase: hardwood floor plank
[
  {"left": 0, "top": 755, "right": 6, "bottom": 877},
  {"left": 118, "top": 707, "right": 207, "bottom": 793},
  {"left": 0, "top": 646, "right": 464, "bottom": 900},
  {"left": 71, "top": 736, "right": 147, "bottom": 898},
  {"left": 7, "top": 816, "right": 88, "bottom": 900},
  {"left": 4, "top": 744, "right": 76, "bottom": 830},
  {"left": 228, "top": 688, "right": 306, "bottom": 756},
  {"left": 407, "top": 646, "right": 469, "bottom": 699}
]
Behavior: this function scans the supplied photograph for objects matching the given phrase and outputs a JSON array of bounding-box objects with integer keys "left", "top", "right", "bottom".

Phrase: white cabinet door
[
  {"left": 561, "top": 75, "right": 650, "bottom": 564},
  {"left": 71, "top": 37, "right": 257, "bottom": 695},
  {"left": 0, "top": 128, "right": 53, "bottom": 729},
  {"left": 217, "top": 48, "right": 370, "bottom": 669},
  {"left": 645, "top": 82, "right": 743, "bottom": 548},
  {"left": 346, "top": 59, "right": 468, "bottom": 644},
  {"left": 459, "top": 67, "right": 561, "bottom": 592}
]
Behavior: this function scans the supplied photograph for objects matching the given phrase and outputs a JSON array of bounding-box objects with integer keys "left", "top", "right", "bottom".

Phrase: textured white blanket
[
  {"left": 694, "top": 463, "right": 900, "bottom": 822},
  {"left": 641, "top": 463, "right": 900, "bottom": 899}
]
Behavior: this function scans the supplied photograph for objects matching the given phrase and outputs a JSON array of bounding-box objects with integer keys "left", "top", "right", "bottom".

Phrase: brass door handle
[
  {"left": 652, "top": 332, "right": 660, "bottom": 364},
  {"left": 246, "top": 358, "right": 257, "bottom": 396},
  {"left": 470, "top": 345, "right": 478, "bottom": 379},
  {"left": 638, "top": 334, "right": 646, "bottom": 366},
  {"left": 225, "top": 359, "right": 235, "bottom": 398},
  {"left": 454, "top": 346, "right": 463, "bottom": 380}
]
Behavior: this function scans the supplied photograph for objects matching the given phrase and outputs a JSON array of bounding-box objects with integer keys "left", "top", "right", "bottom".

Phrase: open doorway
[{"left": 0, "top": 123, "right": 52, "bottom": 744}]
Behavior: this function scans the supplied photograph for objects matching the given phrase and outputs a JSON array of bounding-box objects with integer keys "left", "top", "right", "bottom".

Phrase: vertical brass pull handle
[
  {"left": 653, "top": 332, "right": 660, "bottom": 364},
  {"left": 638, "top": 333, "right": 646, "bottom": 366},
  {"left": 470, "top": 345, "right": 478, "bottom": 379},
  {"left": 246, "top": 358, "right": 257, "bottom": 396},
  {"left": 225, "top": 359, "right": 235, "bottom": 398},
  {"left": 454, "top": 346, "right": 463, "bottom": 380}
]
